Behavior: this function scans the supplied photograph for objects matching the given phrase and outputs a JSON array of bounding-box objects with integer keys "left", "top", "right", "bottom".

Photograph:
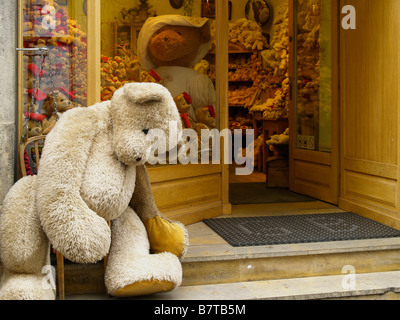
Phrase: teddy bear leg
[
  {"left": 0, "top": 176, "right": 55, "bottom": 300},
  {"left": 105, "top": 207, "right": 182, "bottom": 298},
  {"left": 132, "top": 165, "right": 189, "bottom": 258}
]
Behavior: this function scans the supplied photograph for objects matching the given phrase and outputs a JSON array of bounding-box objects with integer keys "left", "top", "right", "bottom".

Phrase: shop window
[
  {"left": 20, "top": 0, "right": 88, "bottom": 140},
  {"left": 100, "top": 0, "right": 218, "bottom": 165}
]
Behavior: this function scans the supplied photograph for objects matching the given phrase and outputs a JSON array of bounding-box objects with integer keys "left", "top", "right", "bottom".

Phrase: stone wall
[{"left": 0, "top": 0, "right": 18, "bottom": 206}]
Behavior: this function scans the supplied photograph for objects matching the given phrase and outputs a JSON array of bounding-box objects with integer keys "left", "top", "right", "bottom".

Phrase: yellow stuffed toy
[{"left": 174, "top": 92, "right": 197, "bottom": 129}]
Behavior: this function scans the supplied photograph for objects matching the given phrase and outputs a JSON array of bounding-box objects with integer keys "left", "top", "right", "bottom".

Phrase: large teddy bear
[
  {"left": 137, "top": 15, "right": 218, "bottom": 129},
  {"left": 0, "top": 83, "right": 188, "bottom": 300}
]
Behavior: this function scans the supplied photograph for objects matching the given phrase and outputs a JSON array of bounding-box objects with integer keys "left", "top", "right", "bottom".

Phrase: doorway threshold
[{"left": 181, "top": 201, "right": 400, "bottom": 286}]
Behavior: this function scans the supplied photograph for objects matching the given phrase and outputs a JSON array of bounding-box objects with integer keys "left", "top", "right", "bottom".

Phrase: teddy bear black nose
[
  {"left": 136, "top": 158, "right": 142, "bottom": 162},
  {"left": 142, "top": 129, "right": 150, "bottom": 135}
]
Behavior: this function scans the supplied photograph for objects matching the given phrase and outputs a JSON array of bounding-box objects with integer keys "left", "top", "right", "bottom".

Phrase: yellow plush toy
[
  {"left": 174, "top": 92, "right": 197, "bottom": 129},
  {"left": 195, "top": 105, "right": 216, "bottom": 129},
  {"left": 194, "top": 105, "right": 216, "bottom": 139},
  {"left": 140, "top": 69, "right": 161, "bottom": 83}
]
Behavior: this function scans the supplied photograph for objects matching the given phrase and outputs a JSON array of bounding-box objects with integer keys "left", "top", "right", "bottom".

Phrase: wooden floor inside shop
[{"left": 229, "top": 164, "right": 266, "bottom": 184}]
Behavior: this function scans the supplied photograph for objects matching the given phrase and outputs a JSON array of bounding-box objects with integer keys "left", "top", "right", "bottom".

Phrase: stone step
[
  {"left": 67, "top": 271, "right": 400, "bottom": 300},
  {"left": 147, "top": 270, "right": 400, "bottom": 300},
  {"left": 181, "top": 236, "right": 400, "bottom": 287},
  {"left": 60, "top": 237, "right": 400, "bottom": 296}
]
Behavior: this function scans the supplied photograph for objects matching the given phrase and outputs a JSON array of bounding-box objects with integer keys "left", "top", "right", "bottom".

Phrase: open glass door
[{"left": 289, "top": 0, "right": 339, "bottom": 204}]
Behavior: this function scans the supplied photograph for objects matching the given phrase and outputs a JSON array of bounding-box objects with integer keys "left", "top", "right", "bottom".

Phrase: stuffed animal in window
[
  {"left": 0, "top": 83, "right": 188, "bottom": 300},
  {"left": 137, "top": 15, "right": 218, "bottom": 129}
]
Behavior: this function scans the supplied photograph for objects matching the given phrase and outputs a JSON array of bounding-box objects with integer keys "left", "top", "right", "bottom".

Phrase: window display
[
  {"left": 21, "top": 0, "right": 88, "bottom": 142},
  {"left": 17, "top": 0, "right": 228, "bottom": 227},
  {"left": 18, "top": 0, "right": 334, "bottom": 172},
  {"left": 100, "top": 1, "right": 218, "bottom": 165}
]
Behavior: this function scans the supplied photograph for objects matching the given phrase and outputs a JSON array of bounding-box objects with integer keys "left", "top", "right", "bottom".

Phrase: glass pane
[
  {"left": 295, "top": 0, "right": 332, "bottom": 152},
  {"left": 21, "top": 0, "right": 88, "bottom": 138},
  {"left": 100, "top": 1, "right": 217, "bottom": 165}
]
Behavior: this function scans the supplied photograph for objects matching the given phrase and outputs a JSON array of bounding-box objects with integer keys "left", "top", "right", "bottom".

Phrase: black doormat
[
  {"left": 229, "top": 183, "right": 315, "bottom": 204},
  {"left": 203, "top": 212, "right": 400, "bottom": 247}
]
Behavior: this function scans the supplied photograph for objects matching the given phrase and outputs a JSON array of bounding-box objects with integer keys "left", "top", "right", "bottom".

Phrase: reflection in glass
[{"left": 295, "top": 0, "right": 332, "bottom": 152}]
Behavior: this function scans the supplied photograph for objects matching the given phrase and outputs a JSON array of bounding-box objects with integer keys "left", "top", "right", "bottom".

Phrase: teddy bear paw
[
  {"left": 111, "top": 279, "right": 176, "bottom": 298},
  {"left": 105, "top": 252, "right": 182, "bottom": 298},
  {"left": 143, "top": 216, "right": 189, "bottom": 258}
]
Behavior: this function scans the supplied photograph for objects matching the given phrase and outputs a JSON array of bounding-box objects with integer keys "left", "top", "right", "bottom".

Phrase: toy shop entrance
[
  {"left": 227, "top": 0, "right": 339, "bottom": 207},
  {"left": 17, "top": 0, "right": 340, "bottom": 226}
]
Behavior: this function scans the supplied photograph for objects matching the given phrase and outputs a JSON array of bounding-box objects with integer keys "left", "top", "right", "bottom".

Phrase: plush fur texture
[
  {"left": 0, "top": 82, "right": 188, "bottom": 300},
  {"left": 0, "top": 271, "right": 55, "bottom": 300},
  {"left": 105, "top": 207, "right": 182, "bottom": 296},
  {"left": 0, "top": 176, "right": 48, "bottom": 274}
]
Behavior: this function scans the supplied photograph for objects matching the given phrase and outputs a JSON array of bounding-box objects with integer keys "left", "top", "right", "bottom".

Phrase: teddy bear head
[
  {"left": 42, "top": 91, "right": 75, "bottom": 117},
  {"left": 25, "top": 112, "right": 46, "bottom": 138},
  {"left": 138, "top": 15, "right": 213, "bottom": 70},
  {"left": 174, "top": 92, "right": 192, "bottom": 114},
  {"left": 28, "top": 120, "right": 43, "bottom": 137},
  {"left": 148, "top": 25, "right": 210, "bottom": 68},
  {"left": 196, "top": 105, "right": 216, "bottom": 128},
  {"left": 110, "top": 83, "right": 182, "bottom": 166}
]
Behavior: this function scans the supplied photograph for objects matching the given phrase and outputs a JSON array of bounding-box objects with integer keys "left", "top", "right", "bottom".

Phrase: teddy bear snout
[{"left": 142, "top": 129, "right": 150, "bottom": 135}]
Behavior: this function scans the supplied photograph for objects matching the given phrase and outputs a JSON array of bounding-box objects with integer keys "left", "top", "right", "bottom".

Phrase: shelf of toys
[{"left": 201, "top": 4, "right": 291, "bottom": 173}]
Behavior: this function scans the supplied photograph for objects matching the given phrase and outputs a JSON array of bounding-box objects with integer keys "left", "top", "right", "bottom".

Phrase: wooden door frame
[
  {"left": 338, "top": 0, "right": 400, "bottom": 228},
  {"left": 289, "top": 0, "right": 340, "bottom": 205}
]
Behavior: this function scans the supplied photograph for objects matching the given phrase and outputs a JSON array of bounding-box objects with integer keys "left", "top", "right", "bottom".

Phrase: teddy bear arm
[
  {"left": 36, "top": 108, "right": 111, "bottom": 264},
  {"left": 130, "top": 165, "right": 189, "bottom": 258}
]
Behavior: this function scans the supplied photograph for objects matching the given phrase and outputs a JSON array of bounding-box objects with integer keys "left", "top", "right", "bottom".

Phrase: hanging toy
[
  {"left": 17, "top": 46, "right": 59, "bottom": 143},
  {"left": 24, "top": 150, "right": 34, "bottom": 176}
]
